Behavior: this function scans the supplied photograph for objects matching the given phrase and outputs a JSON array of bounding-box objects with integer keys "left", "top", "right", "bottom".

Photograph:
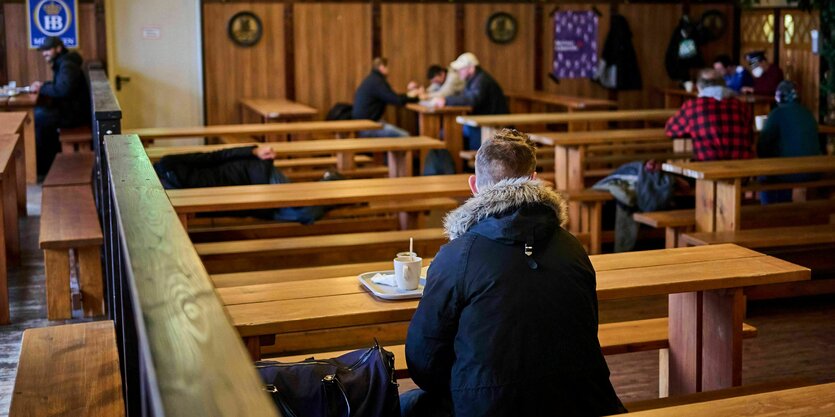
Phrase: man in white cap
[{"left": 431, "top": 52, "right": 508, "bottom": 150}]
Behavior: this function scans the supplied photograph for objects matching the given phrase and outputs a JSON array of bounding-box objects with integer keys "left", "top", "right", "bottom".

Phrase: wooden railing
[{"left": 90, "top": 70, "right": 279, "bottom": 416}]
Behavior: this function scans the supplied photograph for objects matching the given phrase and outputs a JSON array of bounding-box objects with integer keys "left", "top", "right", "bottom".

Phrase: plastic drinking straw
[{"left": 410, "top": 237, "right": 414, "bottom": 261}]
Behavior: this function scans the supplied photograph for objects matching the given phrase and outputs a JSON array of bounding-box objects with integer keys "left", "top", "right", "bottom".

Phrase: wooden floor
[{"left": 0, "top": 185, "right": 833, "bottom": 415}]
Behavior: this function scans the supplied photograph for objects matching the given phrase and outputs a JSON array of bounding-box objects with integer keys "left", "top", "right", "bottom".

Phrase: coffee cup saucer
[{"left": 358, "top": 271, "right": 426, "bottom": 300}]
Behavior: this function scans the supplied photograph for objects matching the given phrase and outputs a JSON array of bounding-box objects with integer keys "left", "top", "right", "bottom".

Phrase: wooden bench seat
[
  {"left": 59, "top": 125, "right": 93, "bottom": 153},
  {"left": 271, "top": 318, "right": 757, "bottom": 379},
  {"left": 39, "top": 185, "right": 104, "bottom": 319},
  {"left": 42, "top": 152, "right": 94, "bottom": 187},
  {"left": 326, "top": 197, "right": 459, "bottom": 219},
  {"left": 9, "top": 321, "right": 124, "bottom": 417},
  {"left": 284, "top": 165, "right": 390, "bottom": 181},
  {"left": 634, "top": 199, "right": 835, "bottom": 248},
  {"left": 196, "top": 228, "right": 448, "bottom": 274},
  {"left": 273, "top": 154, "right": 373, "bottom": 169},
  {"left": 680, "top": 224, "right": 835, "bottom": 249}
]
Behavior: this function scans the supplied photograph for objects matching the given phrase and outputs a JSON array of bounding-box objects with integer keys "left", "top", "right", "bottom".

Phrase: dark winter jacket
[
  {"left": 39, "top": 49, "right": 91, "bottom": 127},
  {"left": 445, "top": 67, "right": 509, "bottom": 115},
  {"left": 405, "top": 178, "right": 625, "bottom": 417},
  {"left": 598, "top": 14, "right": 642, "bottom": 90},
  {"left": 352, "top": 70, "right": 416, "bottom": 121},
  {"left": 154, "top": 146, "right": 273, "bottom": 189},
  {"left": 665, "top": 17, "right": 704, "bottom": 82}
]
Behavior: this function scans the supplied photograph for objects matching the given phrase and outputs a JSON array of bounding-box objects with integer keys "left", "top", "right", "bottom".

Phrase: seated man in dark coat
[
  {"left": 30, "top": 36, "right": 91, "bottom": 176},
  {"left": 401, "top": 129, "right": 625, "bottom": 417},
  {"left": 430, "top": 52, "right": 509, "bottom": 150},
  {"left": 352, "top": 57, "right": 419, "bottom": 138},
  {"left": 153, "top": 145, "right": 331, "bottom": 224}
]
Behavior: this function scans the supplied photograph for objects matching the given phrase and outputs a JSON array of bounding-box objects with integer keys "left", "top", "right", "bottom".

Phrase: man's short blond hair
[{"left": 475, "top": 128, "right": 537, "bottom": 189}]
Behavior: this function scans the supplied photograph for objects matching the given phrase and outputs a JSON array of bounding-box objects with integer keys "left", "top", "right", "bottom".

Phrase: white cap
[{"left": 450, "top": 52, "right": 479, "bottom": 71}]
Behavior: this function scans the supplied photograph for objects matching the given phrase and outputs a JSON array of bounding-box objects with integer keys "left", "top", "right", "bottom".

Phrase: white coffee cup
[
  {"left": 755, "top": 115, "right": 768, "bottom": 131},
  {"left": 683, "top": 81, "right": 694, "bottom": 93},
  {"left": 393, "top": 255, "right": 422, "bottom": 291}
]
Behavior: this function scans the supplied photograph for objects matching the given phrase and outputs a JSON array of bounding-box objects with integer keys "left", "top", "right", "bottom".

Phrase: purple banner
[{"left": 553, "top": 11, "right": 598, "bottom": 79}]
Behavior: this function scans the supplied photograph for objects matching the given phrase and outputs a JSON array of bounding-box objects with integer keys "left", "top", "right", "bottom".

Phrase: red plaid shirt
[{"left": 665, "top": 97, "right": 755, "bottom": 161}]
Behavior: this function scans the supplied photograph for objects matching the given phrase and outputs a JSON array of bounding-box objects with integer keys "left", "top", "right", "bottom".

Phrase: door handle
[{"left": 115, "top": 75, "right": 131, "bottom": 91}]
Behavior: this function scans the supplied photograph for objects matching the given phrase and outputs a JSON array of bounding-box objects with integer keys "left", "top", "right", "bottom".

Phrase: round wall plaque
[
  {"left": 228, "top": 11, "right": 263, "bottom": 47},
  {"left": 486, "top": 12, "right": 518, "bottom": 44}
]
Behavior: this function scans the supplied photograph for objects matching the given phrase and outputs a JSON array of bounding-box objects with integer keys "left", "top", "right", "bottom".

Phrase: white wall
[{"left": 106, "top": 0, "right": 203, "bottom": 135}]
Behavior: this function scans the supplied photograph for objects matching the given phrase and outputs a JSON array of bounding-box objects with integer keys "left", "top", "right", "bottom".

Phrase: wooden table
[
  {"left": 0, "top": 98, "right": 36, "bottom": 184},
  {"left": 129, "top": 120, "right": 382, "bottom": 144},
  {"left": 624, "top": 382, "right": 835, "bottom": 416},
  {"left": 405, "top": 104, "right": 470, "bottom": 173},
  {"left": 0, "top": 114, "right": 28, "bottom": 215},
  {"left": 145, "top": 136, "right": 445, "bottom": 177},
  {"left": 239, "top": 98, "right": 318, "bottom": 123},
  {"left": 0, "top": 133, "right": 23, "bottom": 324},
  {"left": 168, "top": 174, "right": 473, "bottom": 229},
  {"left": 219, "top": 244, "right": 809, "bottom": 395},
  {"left": 661, "top": 88, "right": 774, "bottom": 117},
  {"left": 663, "top": 155, "right": 835, "bottom": 232},
  {"left": 457, "top": 108, "right": 677, "bottom": 139},
  {"left": 506, "top": 91, "right": 617, "bottom": 131}
]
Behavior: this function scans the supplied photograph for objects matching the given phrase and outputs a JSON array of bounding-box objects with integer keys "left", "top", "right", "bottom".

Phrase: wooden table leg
[
  {"left": 0, "top": 188, "right": 7, "bottom": 325},
  {"left": 2, "top": 171, "right": 19, "bottom": 266},
  {"left": 14, "top": 138, "right": 26, "bottom": 217},
  {"left": 387, "top": 151, "right": 413, "bottom": 178},
  {"left": 715, "top": 179, "right": 742, "bottom": 232},
  {"left": 178, "top": 213, "right": 189, "bottom": 230},
  {"left": 245, "top": 336, "right": 261, "bottom": 361},
  {"left": 78, "top": 246, "right": 104, "bottom": 317},
  {"left": 45, "top": 249, "right": 72, "bottom": 320},
  {"left": 668, "top": 291, "right": 703, "bottom": 395},
  {"left": 701, "top": 287, "right": 744, "bottom": 390},
  {"left": 23, "top": 109, "right": 36, "bottom": 184},
  {"left": 336, "top": 152, "right": 356, "bottom": 172},
  {"left": 588, "top": 201, "right": 602, "bottom": 255},
  {"left": 566, "top": 146, "right": 585, "bottom": 233},
  {"left": 441, "top": 114, "right": 463, "bottom": 174},
  {"left": 695, "top": 180, "right": 717, "bottom": 232}
]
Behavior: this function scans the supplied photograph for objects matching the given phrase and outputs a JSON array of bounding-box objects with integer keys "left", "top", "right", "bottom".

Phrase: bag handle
[{"left": 323, "top": 374, "right": 351, "bottom": 417}]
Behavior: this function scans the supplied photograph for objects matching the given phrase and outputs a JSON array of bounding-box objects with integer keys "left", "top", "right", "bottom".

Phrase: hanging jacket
[
  {"left": 665, "top": 16, "right": 704, "bottom": 82},
  {"left": 154, "top": 146, "right": 273, "bottom": 189},
  {"left": 596, "top": 14, "right": 642, "bottom": 90},
  {"left": 406, "top": 178, "right": 626, "bottom": 417}
]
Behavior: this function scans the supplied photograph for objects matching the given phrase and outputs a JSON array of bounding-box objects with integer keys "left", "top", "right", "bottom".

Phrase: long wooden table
[
  {"left": 661, "top": 88, "right": 773, "bottom": 117},
  {"left": 621, "top": 382, "right": 835, "bottom": 417},
  {"left": 128, "top": 120, "right": 382, "bottom": 143},
  {"left": 0, "top": 133, "right": 23, "bottom": 324},
  {"left": 145, "top": 136, "right": 444, "bottom": 177},
  {"left": 457, "top": 108, "right": 677, "bottom": 138},
  {"left": 662, "top": 156, "right": 835, "bottom": 232},
  {"left": 239, "top": 98, "right": 318, "bottom": 123},
  {"left": 219, "top": 244, "right": 809, "bottom": 395},
  {"left": 405, "top": 103, "right": 470, "bottom": 173},
  {"left": 0, "top": 108, "right": 35, "bottom": 184},
  {"left": 0, "top": 114, "right": 28, "bottom": 214},
  {"left": 168, "top": 174, "right": 474, "bottom": 228}
]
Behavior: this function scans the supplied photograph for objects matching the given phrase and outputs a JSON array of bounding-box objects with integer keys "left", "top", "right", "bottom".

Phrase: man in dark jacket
[
  {"left": 352, "top": 57, "right": 419, "bottom": 138},
  {"left": 431, "top": 52, "right": 508, "bottom": 150},
  {"left": 401, "top": 129, "right": 625, "bottom": 417},
  {"left": 153, "top": 145, "right": 329, "bottom": 224},
  {"left": 30, "top": 36, "right": 91, "bottom": 175}
]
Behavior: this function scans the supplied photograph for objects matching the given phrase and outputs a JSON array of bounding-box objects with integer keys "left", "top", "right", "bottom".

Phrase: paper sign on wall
[
  {"left": 142, "top": 27, "right": 162, "bottom": 40},
  {"left": 26, "top": 0, "right": 79, "bottom": 49},
  {"left": 552, "top": 11, "right": 598, "bottom": 80}
]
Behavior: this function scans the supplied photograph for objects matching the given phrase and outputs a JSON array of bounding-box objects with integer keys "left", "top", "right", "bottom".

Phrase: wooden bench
[
  {"left": 196, "top": 228, "right": 448, "bottom": 274},
  {"left": 59, "top": 125, "right": 93, "bottom": 153},
  {"left": 9, "top": 321, "right": 125, "bottom": 417},
  {"left": 271, "top": 318, "right": 758, "bottom": 380},
  {"left": 39, "top": 185, "right": 104, "bottom": 319},
  {"left": 42, "top": 152, "right": 94, "bottom": 188},
  {"left": 130, "top": 119, "right": 383, "bottom": 144},
  {"left": 680, "top": 224, "right": 835, "bottom": 249},
  {"left": 634, "top": 199, "right": 835, "bottom": 248}
]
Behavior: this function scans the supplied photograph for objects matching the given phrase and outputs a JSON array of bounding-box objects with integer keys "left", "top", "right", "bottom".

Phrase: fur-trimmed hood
[{"left": 444, "top": 177, "right": 569, "bottom": 240}]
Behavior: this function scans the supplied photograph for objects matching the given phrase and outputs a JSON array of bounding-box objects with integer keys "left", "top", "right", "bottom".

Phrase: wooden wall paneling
[
  {"left": 780, "top": 10, "right": 819, "bottom": 115},
  {"left": 3, "top": 3, "right": 102, "bottom": 86},
  {"left": 616, "top": 4, "right": 682, "bottom": 110},
  {"left": 541, "top": 4, "right": 610, "bottom": 100},
  {"left": 690, "top": 4, "right": 736, "bottom": 68},
  {"left": 381, "top": 3, "right": 456, "bottom": 134},
  {"left": 464, "top": 3, "right": 535, "bottom": 93},
  {"left": 740, "top": 9, "right": 776, "bottom": 63},
  {"left": 0, "top": 5, "right": 6, "bottom": 84},
  {"left": 202, "top": 2, "right": 286, "bottom": 125},
  {"left": 294, "top": 3, "right": 372, "bottom": 120}
]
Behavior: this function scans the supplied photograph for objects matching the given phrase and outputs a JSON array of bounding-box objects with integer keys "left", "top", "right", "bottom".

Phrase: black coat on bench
[
  {"left": 405, "top": 178, "right": 625, "bottom": 417},
  {"left": 154, "top": 146, "right": 272, "bottom": 189}
]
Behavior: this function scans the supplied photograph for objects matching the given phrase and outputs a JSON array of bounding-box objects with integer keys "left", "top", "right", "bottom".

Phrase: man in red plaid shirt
[{"left": 665, "top": 69, "right": 755, "bottom": 161}]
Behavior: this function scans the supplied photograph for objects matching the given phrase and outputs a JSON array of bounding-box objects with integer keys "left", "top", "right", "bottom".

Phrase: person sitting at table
[
  {"left": 713, "top": 54, "right": 753, "bottom": 93},
  {"left": 741, "top": 51, "right": 784, "bottom": 97},
  {"left": 665, "top": 69, "right": 755, "bottom": 161},
  {"left": 400, "top": 128, "right": 626, "bottom": 417},
  {"left": 352, "top": 57, "right": 420, "bottom": 138},
  {"left": 424, "top": 64, "right": 465, "bottom": 99},
  {"left": 153, "top": 145, "right": 335, "bottom": 224},
  {"left": 29, "top": 36, "right": 91, "bottom": 177},
  {"left": 757, "top": 80, "right": 823, "bottom": 204},
  {"left": 429, "top": 52, "right": 509, "bottom": 150}
]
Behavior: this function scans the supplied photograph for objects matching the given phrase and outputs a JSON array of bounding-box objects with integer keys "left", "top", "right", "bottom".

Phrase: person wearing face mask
[{"left": 741, "top": 51, "right": 784, "bottom": 96}]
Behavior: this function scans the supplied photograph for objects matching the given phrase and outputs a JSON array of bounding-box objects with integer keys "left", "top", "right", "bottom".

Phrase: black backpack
[{"left": 326, "top": 103, "right": 354, "bottom": 120}]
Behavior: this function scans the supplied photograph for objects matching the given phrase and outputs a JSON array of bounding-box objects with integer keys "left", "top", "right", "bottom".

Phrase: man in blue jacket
[
  {"left": 430, "top": 52, "right": 508, "bottom": 150},
  {"left": 352, "top": 57, "right": 419, "bottom": 138},
  {"left": 401, "top": 129, "right": 625, "bottom": 417},
  {"left": 30, "top": 36, "right": 91, "bottom": 176}
]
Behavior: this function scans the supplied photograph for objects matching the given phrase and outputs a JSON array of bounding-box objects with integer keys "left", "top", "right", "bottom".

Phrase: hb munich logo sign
[{"left": 27, "top": 0, "right": 79, "bottom": 49}]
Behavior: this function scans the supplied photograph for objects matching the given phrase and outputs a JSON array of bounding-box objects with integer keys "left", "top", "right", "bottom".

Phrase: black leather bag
[{"left": 255, "top": 342, "right": 400, "bottom": 417}]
